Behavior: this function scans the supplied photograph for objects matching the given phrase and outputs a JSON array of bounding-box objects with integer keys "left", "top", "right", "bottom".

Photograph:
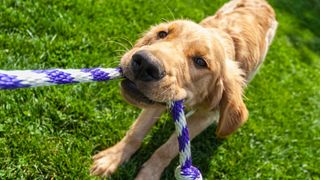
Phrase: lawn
[{"left": 0, "top": 0, "right": 319, "bottom": 179}]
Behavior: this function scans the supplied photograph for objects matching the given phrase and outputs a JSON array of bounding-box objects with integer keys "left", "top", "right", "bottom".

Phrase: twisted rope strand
[
  {"left": 0, "top": 67, "right": 122, "bottom": 89},
  {"left": 170, "top": 100, "right": 202, "bottom": 180}
]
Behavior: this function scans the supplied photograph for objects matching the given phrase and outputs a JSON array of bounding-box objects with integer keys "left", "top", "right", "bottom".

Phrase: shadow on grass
[
  {"left": 271, "top": 0, "right": 320, "bottom": 65},
  {"left": 273, "top": 0, "right": 320, "bottom": 36}
]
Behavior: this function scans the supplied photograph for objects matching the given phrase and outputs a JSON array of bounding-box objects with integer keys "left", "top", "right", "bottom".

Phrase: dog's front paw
[{"left": 90, "top": 143, "right": 130, "bottom": 177}]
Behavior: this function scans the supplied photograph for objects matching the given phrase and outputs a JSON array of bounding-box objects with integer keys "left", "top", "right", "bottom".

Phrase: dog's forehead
[
  {"left": 170, "top": 21, "right": 208, "bottom": 35},
  {"left": 146, "top": 20, "right": 224, "bottom": 59},
  {"left": 151, "top": 20, "right": 205, "bottom": 35},
  {"left": 157, "top": 21, "right": 213, "bottom": 45}
]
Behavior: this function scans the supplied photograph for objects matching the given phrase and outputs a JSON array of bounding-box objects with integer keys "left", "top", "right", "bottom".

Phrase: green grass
[{"left": 0, "top": 0, "right": 319, "bottom": 179}]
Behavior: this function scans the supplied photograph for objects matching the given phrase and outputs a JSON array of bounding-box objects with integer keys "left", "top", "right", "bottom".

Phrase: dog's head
[{"left": 120, "top": 20, "right": 248, "bottom": 137}]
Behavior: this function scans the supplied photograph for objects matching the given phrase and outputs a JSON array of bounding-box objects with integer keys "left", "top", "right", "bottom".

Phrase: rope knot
[{"left": 175, "top": 165, "right": 203, "bottom": 180}]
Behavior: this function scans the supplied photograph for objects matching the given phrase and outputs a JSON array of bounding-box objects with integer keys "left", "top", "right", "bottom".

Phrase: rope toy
[{"left": 0, "top": 67, "right": 202, "bottom": 179}]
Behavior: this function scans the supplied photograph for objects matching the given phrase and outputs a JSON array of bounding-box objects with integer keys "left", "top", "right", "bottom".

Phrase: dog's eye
[
  {"left": 193, "top": 57, "right": 207, "bottom": 67},
  {"left": 158, "top": 31, "right": 168, "bottom": 39}
]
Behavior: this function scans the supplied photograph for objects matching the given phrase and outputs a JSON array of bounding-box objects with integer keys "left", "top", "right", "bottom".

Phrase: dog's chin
[{"left": 120, "top": 79, "right": 164, "bottom": 108}]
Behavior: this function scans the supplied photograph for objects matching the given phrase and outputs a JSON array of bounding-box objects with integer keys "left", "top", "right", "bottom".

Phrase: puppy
[{"left": 91, "top": 0, "right": 278, "bottom": 179}]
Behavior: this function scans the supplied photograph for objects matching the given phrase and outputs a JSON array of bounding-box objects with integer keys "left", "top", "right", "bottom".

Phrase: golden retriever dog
[{"left": 91, "top": 0, "right": 278, "bottom": 179}]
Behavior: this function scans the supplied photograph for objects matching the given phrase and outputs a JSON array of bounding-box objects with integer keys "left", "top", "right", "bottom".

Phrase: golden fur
[{"left": 91, "top": 0, "right": 278, "bottom": 179}]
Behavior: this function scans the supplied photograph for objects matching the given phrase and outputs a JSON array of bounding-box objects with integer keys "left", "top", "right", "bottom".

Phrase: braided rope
[
  {"left": 0, "top": 67, "right": 203, "bottom": 179},
  {"left": 170, "top": 100, "right": 202, "bottom": 180},
  {"left": 0, "top": 67, "right": 122, "bottom": 89}
]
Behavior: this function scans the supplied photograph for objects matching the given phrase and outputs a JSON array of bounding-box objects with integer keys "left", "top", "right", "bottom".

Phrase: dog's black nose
[{"left": 131, "top": 51, "right": 166, "bottom": 81}]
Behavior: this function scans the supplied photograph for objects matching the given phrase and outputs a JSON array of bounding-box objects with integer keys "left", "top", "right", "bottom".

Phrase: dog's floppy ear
[{"left": 216, "top": 59, "right": 248, "bottom": 138}]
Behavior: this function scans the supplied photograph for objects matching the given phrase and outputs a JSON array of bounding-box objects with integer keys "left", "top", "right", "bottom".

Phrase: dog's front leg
[
  {"left": 91, "top": 105, "right": 166, "bottom": 177},
  {"left": 135, "top": 111, "right": 218, "bottom": 180}
]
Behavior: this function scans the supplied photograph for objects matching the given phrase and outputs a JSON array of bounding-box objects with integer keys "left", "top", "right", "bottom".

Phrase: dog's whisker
[
  {"left": 106, "top": 40, "right": 130, "bottom": 51},
  {"left": 119, "top": 37, "right": 134, "bottom": 48}
]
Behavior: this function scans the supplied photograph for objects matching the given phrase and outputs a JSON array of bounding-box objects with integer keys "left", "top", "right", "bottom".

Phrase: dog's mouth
[{"left": 121, "top": 78, "right": 157, "bottom": 105}]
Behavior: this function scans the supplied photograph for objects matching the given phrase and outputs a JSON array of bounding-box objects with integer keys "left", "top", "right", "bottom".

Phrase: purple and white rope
[
  {"left": 170, "top": 100, "right": 202, "bottom": 180},
  {"left": 0, "top": 67, "right": 122, "bottom": 89}
]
